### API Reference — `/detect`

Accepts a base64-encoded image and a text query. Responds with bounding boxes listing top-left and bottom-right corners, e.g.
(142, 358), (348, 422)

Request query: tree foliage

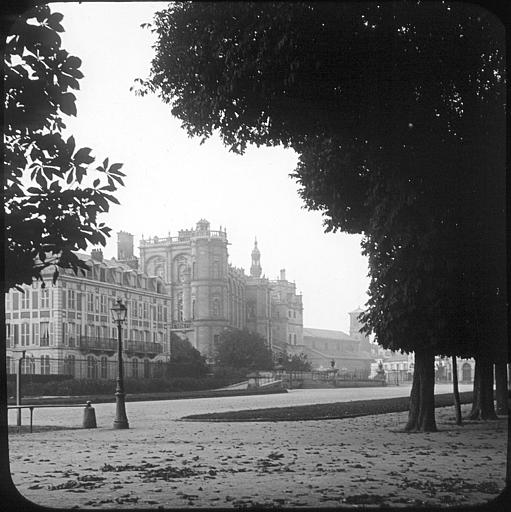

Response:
(170, 334), (207, 366)
(146, 0), (505, 358)
(3, 5), (125, 292)
(215, 328), (273, 370)
(279, 352), (312, 372)
(145, 2), (506, 429)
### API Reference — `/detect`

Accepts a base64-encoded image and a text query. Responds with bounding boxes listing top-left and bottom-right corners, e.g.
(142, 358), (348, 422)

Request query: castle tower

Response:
(349, 306), (367, 340)
(117, 231), (138, 269)
(250, 238), (262, 278)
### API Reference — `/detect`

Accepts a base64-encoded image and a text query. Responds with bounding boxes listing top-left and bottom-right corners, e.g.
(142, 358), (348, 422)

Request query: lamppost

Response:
(111, 298), (129, 429)
(15, 350), (26, 427)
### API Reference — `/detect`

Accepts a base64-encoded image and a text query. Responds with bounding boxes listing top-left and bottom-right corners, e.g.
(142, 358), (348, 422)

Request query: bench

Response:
(8, 402), (94, 433)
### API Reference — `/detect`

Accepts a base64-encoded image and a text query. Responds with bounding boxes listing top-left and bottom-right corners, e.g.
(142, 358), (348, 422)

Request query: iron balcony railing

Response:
(78, 336), (163, 354)
(170, 321), (192, 330)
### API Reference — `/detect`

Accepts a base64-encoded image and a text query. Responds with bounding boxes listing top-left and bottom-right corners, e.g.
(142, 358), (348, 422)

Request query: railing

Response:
(78, 336), (162, 354)
(6, 356), (166, 380)
(79, 336), (117, 352)
(170, 321), (193, 330)
(125, 340), (162, 354)
(140, 230), (227, 246)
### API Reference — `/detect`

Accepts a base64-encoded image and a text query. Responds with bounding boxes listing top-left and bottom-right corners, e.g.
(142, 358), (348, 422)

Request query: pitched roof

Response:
(303, 327), (353, 341)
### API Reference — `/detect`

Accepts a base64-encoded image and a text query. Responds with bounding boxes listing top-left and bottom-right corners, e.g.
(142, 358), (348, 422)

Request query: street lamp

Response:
(111, 298), (129, 429)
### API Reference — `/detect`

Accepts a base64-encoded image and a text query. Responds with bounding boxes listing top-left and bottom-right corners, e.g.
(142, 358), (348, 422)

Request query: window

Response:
(68, 323), (75, 347)
(39, 322), (49, 346)
(157, 304), (162, 322)
(87, 356), (98, 379)
(288, 333), (292, 344)
(27, 357), (35, 374)
(131, 358), (139, 378)
(12, 292), (19, 310)
(21, 323), (30, 346)
(212, 298), (220, 317)
(62, 290), (67, 309)
(40, 355), (50, 375)
(5, 324), (11, 348)
(65, 355), (75, 377)
(21, 290), (30, 309)
(87, 292), (94, 312)
(100, 356), (108, 379)
(213, 261), (220, 279)
(288, 310), (291, 318)
(163, 306), (168, 322)
(40, 288), (50, 308)
(192, 299), (196, 320)
(293, 334), (297, 344)
(143, 302), (148, 319)
(100, 295), (107, 314)
(95, 296), (99, 313)
(31, 290), (38, 310)
(138, 302), (143, 318)
(177, 294), (183, 322)
(6, 293), (12, 311)
(69, 289), (76, 310)
(32, 323), (39, 345)
(133, 301), (138, 318)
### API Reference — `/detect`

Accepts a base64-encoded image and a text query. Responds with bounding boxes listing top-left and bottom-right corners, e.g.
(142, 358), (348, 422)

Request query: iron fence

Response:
(6, 356), (166, 380)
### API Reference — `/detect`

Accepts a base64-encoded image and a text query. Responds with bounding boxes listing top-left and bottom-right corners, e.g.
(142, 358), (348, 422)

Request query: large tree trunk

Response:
(451, 356), (462, 426)
(405, 349), (437, 432)
(468, 357), (497, 420)
(495, 362), (508, 415)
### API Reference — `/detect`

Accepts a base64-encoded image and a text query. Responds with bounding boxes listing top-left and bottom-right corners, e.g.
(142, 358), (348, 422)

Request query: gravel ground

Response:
(7, 385), (507, 509)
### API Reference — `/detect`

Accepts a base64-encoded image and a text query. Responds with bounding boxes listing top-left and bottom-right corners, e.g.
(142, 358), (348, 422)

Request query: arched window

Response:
(100, 356), (108, 379)
(212, 298), (220, 317)
(65, 355), (75, 377)
(87, 356), (98, 379)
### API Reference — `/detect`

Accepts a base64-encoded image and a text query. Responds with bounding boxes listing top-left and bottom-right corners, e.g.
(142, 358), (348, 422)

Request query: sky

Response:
(54, 1), (370, 333)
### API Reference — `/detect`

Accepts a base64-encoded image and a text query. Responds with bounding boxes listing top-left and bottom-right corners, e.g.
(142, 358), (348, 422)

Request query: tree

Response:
(3, 4), (125, 292)
(279, 353), (312, 372)
(215, 328), (273, 371)
(168, 334), (208, 376)
(145, 2), (506, 431)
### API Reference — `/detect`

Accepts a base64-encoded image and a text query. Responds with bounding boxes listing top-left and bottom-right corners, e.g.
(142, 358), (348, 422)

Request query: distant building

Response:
(5, 251), (171, 379)
(284, 308), (376, 375)
(138, 220), (303, 361)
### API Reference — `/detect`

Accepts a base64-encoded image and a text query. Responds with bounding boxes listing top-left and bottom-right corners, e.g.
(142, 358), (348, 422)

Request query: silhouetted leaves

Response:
(4, 4), (124, 292)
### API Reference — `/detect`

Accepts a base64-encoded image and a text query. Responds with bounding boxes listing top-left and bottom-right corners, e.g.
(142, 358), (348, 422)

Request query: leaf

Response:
(74, 147), (94, 165)
(60, 93), (77, 116)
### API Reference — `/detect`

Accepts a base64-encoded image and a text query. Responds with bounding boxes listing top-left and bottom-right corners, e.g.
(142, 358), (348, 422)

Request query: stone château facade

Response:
(136, 219), (303, 360)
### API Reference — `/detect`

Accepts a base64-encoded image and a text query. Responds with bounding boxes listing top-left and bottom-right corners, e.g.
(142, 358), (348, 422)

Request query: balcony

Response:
(78, 336), (163, 355)
(170, 321), (193, 331)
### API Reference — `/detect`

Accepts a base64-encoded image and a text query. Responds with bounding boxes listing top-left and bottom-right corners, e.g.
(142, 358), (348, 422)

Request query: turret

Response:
(250, 238), (262, 278)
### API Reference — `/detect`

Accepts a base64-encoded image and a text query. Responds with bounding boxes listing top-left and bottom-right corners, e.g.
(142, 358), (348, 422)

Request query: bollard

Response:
(82, 401), (97, 429)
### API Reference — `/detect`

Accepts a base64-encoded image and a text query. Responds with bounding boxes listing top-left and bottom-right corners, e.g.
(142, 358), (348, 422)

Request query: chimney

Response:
(91, 249), (103, 262)
(280, 269), (286, 281)
(117, 231), (134, 261)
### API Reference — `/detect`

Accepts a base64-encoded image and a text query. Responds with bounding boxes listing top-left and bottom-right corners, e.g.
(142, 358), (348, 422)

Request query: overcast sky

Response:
(55, 1), (370, 333)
